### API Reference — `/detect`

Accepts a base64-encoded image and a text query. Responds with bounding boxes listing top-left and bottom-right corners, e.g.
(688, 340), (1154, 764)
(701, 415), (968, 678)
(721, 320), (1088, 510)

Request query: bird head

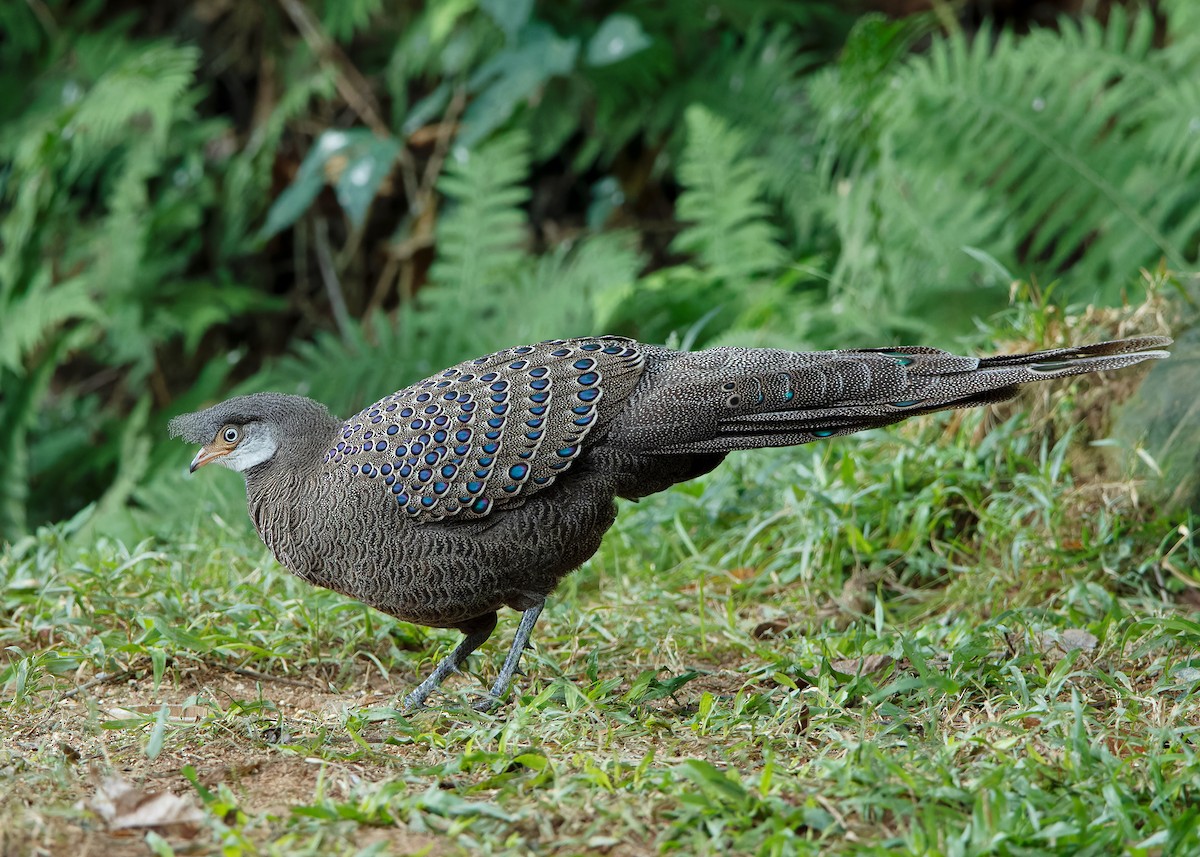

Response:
(169, 393), (337, 474)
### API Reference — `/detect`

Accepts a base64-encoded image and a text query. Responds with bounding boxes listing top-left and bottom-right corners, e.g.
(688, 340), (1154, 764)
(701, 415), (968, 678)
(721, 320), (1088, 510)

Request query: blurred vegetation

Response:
(1, 0), (1197, 540)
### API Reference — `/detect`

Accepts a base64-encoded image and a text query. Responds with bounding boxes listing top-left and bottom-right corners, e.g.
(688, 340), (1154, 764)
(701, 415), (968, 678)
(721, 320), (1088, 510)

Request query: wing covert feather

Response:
(324, 337), (644, 521)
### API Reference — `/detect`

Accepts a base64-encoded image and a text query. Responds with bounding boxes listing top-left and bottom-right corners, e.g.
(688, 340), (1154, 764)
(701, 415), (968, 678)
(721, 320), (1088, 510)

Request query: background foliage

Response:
(1, 0), (1197, 536)
(2, 2), (1198, 853)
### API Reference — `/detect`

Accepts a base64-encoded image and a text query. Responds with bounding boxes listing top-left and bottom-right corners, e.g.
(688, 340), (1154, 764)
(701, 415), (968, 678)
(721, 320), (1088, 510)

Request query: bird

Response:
(169, 334), (1169, 710)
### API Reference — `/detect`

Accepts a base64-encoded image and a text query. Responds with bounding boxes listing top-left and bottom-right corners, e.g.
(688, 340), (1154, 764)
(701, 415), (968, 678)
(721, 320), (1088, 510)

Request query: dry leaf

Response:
(106, 704), (205, 723)
(752, 617), (790, 639)
(829, 654), (893, 676)
(1173, 666), (1200, 683)
(1037, 628), (1098, 654)
(1059, 629), (1099, 651)
(91, 775), (203, 836)
(680, 567), (759, 594)
(794, 702), (811, 734)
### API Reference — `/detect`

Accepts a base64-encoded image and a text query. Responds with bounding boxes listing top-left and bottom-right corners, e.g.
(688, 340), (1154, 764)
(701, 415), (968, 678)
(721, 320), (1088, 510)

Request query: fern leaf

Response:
(0, 339), (65, 538)
(507, 230), (644, 342)
(69, 41), (200, 153)
(429, 132), (532, 295)
(322, 0), (384, 42)
(673, 105), (785, 284)
(817, 3), (1200, 313)
(880, 6), (1197, 294)
(0, 276), (99, 373)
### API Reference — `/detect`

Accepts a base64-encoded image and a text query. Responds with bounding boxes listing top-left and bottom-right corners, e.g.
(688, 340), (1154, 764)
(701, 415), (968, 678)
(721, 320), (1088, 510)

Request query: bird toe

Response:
(472, 692), (504, 713)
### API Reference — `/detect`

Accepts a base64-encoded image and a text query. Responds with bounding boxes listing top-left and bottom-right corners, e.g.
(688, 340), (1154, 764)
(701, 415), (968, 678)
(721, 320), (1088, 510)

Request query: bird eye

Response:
(222, 426), (240, 444)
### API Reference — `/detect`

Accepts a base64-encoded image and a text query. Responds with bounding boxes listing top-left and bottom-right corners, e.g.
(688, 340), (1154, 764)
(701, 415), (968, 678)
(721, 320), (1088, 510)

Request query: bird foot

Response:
(401, 689), (431, 713)
(402, 690), (505, 714)
(402, 669), (460, 712)
(472, 692), (504, 713)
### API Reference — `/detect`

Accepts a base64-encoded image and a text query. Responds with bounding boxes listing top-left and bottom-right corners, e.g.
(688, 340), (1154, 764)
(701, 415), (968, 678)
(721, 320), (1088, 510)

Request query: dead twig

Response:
(59, 669), (136, 701)
(228, 666), (321, 689)
(369, 87), (468, 313)
(275, 0), (389, 137)
(314, 217), (354, 342)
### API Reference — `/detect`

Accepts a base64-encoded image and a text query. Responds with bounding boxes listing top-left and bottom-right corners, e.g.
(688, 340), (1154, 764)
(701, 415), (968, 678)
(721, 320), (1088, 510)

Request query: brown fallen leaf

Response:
(1060, 628), (1099, 651)
(105, 703), (205, 723)
(1036, 628), (1099, 654)
(794, 701), (811, 734)
(752, 617), (791, 639)
(681, 566), (760, 594)
(829, 654), (894, 676)
(91, 775), (203, 836)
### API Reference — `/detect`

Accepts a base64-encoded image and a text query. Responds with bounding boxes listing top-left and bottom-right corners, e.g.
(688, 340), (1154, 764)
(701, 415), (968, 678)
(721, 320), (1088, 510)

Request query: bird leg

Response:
(403, 612), (497, 711)
(474, 601), (545, 712)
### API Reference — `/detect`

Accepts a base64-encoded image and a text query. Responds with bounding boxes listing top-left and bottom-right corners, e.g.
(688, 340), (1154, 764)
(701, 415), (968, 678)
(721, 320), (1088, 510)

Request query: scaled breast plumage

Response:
(325, 337), (645, 521)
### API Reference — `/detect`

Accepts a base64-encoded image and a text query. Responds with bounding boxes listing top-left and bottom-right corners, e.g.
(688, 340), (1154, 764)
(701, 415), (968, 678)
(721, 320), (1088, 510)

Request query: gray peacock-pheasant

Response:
(170, 334), (1169, 710)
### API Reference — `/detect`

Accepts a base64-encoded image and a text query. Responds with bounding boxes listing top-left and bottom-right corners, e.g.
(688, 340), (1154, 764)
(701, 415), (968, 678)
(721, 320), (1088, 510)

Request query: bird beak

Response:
(189, 445), (227, 473)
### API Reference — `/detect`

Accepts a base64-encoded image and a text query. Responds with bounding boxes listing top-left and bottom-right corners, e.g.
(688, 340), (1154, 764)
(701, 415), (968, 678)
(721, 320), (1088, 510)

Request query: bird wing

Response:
(324, 337), (645, 521)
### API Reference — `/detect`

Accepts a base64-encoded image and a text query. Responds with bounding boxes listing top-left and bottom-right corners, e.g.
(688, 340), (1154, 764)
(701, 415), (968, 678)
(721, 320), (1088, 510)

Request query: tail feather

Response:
(976, 335), (1171, 368)
(635, 336), (1170, 454)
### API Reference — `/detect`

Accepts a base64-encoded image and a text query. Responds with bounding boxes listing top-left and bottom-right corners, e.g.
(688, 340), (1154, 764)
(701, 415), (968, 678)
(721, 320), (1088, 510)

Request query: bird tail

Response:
(634, 335), (1170, 454)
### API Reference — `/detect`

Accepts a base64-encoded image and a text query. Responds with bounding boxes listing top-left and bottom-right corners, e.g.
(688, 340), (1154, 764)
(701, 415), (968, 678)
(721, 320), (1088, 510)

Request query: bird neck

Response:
(242, 409), (340, 497)
(242, 421), (341, 589)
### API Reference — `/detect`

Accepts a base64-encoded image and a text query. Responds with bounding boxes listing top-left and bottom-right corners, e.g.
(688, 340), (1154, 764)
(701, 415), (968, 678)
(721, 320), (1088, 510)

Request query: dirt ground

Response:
(0, 661), (454, 856)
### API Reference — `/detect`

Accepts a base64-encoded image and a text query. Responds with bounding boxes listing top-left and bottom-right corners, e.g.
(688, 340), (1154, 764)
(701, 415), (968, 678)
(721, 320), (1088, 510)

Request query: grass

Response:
(2, 309), (1199, 856)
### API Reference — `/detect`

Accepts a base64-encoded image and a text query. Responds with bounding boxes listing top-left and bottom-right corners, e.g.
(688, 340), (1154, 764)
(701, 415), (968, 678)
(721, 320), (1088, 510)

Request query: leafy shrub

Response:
(1, 0), (1195, 538)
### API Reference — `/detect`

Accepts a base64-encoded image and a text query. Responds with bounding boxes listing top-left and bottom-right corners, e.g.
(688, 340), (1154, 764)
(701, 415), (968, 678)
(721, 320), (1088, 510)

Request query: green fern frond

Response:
(1129, 3), (1200, 219)
(683, 26), (824, 246)
(827, 156), (1016, 339)
(1137, 78), (1200, 175)
(0, 338), (67, 539)
(69, 40), (200, 154)
(879, 5), (1199, 295)
(807, 14), (929, 166)
(0, 275), (100, 373)
(673, 105), (785, 285)
(429, 131), (532, 295)
(507, 230), (644, 342)
(686, 26), (816, 147)
(321, 0), (384, 42)
(813, 3), (1200, 320)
